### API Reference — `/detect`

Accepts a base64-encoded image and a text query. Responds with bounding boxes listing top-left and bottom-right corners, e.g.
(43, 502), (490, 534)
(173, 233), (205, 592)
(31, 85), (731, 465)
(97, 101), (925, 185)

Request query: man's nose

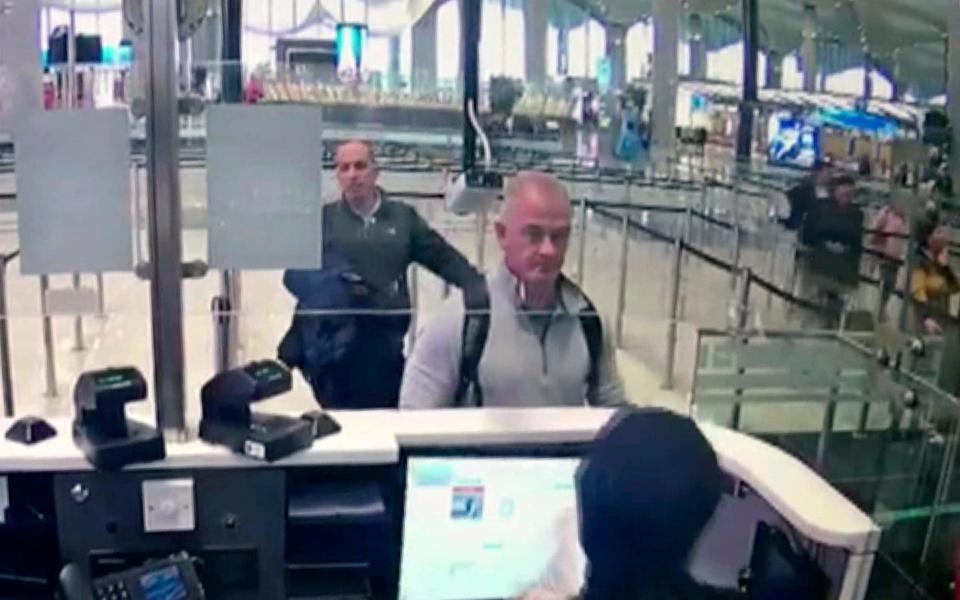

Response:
(538, 237), (557, 257)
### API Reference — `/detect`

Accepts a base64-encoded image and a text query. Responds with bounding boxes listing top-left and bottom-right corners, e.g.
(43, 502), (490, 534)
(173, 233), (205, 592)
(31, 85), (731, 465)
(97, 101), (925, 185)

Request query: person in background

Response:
(867, 202), (907, 320)
(399, 171), (625, 409)
(279, 140), (483, 409)
(911, 228), (959, 335)
(779, 159), (833, 231)
(795, 173), (864, 328)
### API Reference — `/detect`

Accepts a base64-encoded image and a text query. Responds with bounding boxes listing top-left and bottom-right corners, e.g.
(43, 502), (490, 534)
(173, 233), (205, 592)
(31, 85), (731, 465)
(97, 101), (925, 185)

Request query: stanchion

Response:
(39, 275), (57, 397)
(475, 211), (487, 270)
(575, 197), (588, 285)
(663, 213), (685, 389)
(816, 392), (838, 470)
(408, 266), (420, 351)
(0, 258), (14, 417)
(96, 272), (105, 317)
(614, 213), (630, 347)
(72, 273), (84, 351)
(213, 271), (240, 373)
(727, 268), (753, 428)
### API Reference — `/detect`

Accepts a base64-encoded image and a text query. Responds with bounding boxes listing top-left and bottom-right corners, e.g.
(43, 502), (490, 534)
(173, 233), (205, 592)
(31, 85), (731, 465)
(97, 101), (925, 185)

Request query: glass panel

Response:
(0, 0), (154, 422)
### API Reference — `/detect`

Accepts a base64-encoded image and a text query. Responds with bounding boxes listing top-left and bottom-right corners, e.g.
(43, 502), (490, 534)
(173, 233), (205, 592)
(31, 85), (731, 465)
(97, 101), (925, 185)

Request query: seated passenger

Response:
(399, 171), (625, 408)
(278, 140), (483, 409)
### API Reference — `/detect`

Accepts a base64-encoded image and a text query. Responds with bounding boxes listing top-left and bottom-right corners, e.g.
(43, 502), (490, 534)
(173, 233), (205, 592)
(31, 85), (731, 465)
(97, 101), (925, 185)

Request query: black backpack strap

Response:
(559, 275), (603, 397)
(454, 280), (491, 407)
(579, 296), (603, 393)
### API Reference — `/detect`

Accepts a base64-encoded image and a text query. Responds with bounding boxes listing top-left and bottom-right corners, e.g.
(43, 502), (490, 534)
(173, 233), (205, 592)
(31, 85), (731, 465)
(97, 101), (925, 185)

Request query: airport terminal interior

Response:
(1, 0), (960, 598)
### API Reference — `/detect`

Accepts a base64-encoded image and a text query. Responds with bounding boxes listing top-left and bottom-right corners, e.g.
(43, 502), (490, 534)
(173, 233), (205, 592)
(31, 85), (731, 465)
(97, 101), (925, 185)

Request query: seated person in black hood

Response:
(521, 409), (739, 600)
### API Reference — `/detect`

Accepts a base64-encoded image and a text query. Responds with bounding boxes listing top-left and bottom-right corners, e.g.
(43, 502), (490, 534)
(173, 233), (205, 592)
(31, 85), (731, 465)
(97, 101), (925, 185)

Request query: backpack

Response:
(453, 276), (604, 407)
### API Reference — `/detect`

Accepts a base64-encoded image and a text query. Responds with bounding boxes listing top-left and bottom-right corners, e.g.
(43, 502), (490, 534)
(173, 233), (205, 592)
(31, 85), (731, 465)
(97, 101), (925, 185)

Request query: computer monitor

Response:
(399, 456), (581, 600)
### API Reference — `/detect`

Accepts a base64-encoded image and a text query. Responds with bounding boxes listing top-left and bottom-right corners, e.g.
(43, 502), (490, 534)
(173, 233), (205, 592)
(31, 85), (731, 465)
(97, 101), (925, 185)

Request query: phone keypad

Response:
(94, 580), (131, 600)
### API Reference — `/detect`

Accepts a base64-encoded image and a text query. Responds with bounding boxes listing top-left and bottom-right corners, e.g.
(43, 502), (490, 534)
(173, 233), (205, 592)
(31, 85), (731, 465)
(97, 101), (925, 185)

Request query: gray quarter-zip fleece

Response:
(399, 262), (627, 408)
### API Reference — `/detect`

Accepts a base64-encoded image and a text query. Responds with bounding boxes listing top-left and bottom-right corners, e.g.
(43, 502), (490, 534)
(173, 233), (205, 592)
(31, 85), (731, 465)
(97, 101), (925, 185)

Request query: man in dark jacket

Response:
(280, 140), (483, 409)
(780, 160), (832, 231)
(796, 173), (864, 328)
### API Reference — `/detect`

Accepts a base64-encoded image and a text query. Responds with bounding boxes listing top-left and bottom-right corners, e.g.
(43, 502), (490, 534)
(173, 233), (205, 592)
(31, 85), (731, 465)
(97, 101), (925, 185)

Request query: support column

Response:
(605, 23), (627, 91)
(863, 52), (873, 100)
(765, 49), (782, 88)
(689, 13), (707, 81)
(145, 0), (186, 434)
(557, 22), (569, 76)
(221, 0), (242, 102)
(801, 3), (818, 92)
(736, 0), (758, 162)
(388, 35), (401, 89)
(461, 0), (481, 171)
(949, 0), (960, 194)
(651, 0), (679, 165)
(891, 48), (904, 101)
(524, 0), (548, 88)
(411, 2), (438, 92)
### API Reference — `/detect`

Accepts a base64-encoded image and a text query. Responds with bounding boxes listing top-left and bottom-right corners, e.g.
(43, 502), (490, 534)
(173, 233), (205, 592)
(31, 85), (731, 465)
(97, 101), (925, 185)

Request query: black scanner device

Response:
(73, 367), (165, 470)
(199, 360), (314, 461)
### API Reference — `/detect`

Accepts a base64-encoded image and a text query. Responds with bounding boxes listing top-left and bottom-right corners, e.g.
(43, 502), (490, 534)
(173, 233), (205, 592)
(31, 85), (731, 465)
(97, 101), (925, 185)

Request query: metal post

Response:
(0, 260), (14, 417)
(816, 393), (838, 470)
(72, 273), (84, 351)
(39, 275), (57, 397)
(732, 267), (752, 331)
(475, 211), (487, 270)
(145, 0), (186, 435)
(899, 217), (917, 331)
(408, 266), (420, 351)
(736, 0), (758, 162)
(133, 163), (143, 263)
(221, 0), (242, 103)
(214, 271), (239, 372)
(922, 418), (960, 563)
(663, 209), (686, 389)
(730, 224), (742, 289)
(461, 0), (482, 172)
(614, 213), (631, 347)
(575, 197), (588, 285)
(96, 272), (105, 316)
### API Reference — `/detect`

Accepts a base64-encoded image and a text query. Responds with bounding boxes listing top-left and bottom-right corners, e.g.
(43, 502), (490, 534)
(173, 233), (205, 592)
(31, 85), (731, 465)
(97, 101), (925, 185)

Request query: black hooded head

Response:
(577, 409), (724, 600)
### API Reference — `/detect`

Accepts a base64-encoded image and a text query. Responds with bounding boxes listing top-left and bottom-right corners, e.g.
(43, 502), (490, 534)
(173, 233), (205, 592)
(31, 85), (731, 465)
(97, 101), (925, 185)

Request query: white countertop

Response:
(0, 408), (879, 554)
(0, 415), (399, 472)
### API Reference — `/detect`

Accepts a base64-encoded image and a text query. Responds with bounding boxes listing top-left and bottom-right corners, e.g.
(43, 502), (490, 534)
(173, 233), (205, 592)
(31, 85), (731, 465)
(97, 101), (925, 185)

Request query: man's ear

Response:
(494, 220), (507, 242)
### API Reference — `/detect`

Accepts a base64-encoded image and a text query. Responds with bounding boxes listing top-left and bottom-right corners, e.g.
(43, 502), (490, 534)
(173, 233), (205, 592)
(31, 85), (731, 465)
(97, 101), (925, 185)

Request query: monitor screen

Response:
(766, 112), (821, 169)
(399, 457), (582, 600)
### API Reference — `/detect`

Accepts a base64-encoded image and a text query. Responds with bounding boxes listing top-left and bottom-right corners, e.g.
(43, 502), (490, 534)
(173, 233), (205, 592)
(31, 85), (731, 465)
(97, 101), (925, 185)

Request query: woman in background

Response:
(911, 228), (959, 335)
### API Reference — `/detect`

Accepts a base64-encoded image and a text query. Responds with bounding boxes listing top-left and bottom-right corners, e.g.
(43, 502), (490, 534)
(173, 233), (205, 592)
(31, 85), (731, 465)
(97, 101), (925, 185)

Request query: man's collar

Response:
(494, 262), (572, 316)
(343, 189), (383, 221)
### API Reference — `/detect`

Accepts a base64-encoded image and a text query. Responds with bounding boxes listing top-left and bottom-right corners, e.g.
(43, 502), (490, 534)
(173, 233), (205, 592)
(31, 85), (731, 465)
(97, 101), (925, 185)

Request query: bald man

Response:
(399, 172), (625, 409)
(281, 141), (482, 409)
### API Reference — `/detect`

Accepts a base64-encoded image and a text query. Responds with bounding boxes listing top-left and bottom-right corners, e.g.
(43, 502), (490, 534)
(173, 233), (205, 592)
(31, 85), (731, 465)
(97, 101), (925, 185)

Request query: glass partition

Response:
(691, 328), (960, 598)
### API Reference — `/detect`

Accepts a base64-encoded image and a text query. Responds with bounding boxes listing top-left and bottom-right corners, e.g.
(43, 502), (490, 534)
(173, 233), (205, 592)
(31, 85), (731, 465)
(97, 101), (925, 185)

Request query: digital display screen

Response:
(767, 112), (821, 169)
(399, 457), (583, 600)
(139, 565), (188, 600)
